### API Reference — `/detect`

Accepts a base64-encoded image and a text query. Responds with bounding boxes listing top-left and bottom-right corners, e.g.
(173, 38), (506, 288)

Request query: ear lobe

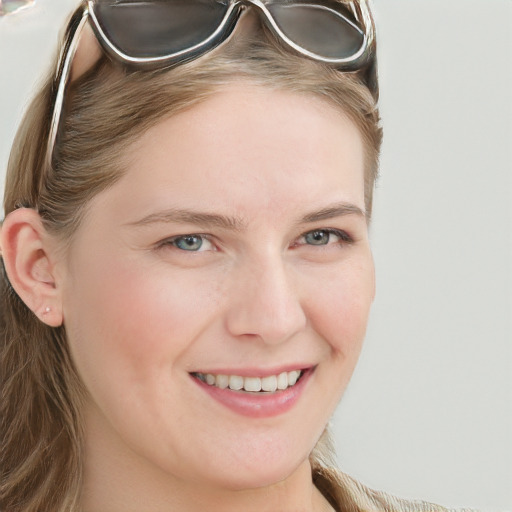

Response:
(0, 209), (63, 327)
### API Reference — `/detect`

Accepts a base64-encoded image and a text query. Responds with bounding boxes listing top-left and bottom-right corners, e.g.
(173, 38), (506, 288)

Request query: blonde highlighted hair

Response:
(1, 4), (382, 510)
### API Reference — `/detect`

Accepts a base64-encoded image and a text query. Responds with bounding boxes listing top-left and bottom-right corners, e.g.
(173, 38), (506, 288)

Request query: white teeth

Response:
(196, 370), (303, 392)
(243, 377), (261, 392)
(216, 374), (229, 389)
(261, 375), (278, 392)
(277, 372), (288, 390)
(288, 370), (300, 386)
(228, 375), (244, 391)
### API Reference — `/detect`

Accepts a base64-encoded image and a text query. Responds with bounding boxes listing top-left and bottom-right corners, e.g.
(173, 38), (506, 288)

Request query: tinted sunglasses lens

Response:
(266, 3), (365, 60)
(94, 0), (230, 59)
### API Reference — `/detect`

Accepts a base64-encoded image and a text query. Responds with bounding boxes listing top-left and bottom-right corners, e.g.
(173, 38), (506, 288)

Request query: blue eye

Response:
(173, 235), (205, 251)
(300, 229), (352, 247)
(304, 230), (330, 245)
(157, 233), (216, 256)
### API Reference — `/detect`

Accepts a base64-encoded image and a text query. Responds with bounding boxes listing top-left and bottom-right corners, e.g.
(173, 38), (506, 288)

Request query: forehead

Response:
(101, 82), (366, 223)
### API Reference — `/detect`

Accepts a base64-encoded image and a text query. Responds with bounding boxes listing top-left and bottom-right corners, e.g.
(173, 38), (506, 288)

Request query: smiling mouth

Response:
(191, 370), (303, 393)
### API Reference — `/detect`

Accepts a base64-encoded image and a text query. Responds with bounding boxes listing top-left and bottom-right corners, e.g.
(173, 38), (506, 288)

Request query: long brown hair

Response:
(1, 4), (382, 510)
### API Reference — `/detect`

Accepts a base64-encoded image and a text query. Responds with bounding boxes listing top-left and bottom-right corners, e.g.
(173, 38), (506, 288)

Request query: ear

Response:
(0, 209), (63, 327)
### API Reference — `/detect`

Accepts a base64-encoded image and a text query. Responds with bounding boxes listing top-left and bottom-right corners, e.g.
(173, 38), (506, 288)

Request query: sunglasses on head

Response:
(48, 0), (377, 169)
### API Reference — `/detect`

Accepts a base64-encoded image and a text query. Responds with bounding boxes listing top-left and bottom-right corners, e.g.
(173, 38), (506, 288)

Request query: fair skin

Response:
(1, 83), (374, 511)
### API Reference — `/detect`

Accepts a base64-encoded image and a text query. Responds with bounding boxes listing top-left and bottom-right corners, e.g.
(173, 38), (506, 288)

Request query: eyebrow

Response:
(127, 202), (365, 230)
(299, 202), (366, 223)
(126, 209), (246, 231)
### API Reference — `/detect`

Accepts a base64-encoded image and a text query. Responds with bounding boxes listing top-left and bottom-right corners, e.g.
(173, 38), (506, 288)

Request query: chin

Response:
(212, 461), (303, 492)
(191, 435), (313, 492)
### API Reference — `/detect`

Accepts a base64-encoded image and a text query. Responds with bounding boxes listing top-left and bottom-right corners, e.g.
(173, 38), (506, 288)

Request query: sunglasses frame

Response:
(47, 0), (376, 170)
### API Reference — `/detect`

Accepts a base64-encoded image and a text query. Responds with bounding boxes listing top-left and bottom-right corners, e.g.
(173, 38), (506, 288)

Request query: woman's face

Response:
(59, 83), (375, 490)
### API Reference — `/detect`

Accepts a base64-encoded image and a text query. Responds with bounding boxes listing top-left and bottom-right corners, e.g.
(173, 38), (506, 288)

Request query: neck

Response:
(80, 407), (333, 512)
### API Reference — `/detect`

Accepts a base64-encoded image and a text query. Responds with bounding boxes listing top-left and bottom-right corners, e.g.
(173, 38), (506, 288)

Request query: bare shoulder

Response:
(313, 466), (480, 512)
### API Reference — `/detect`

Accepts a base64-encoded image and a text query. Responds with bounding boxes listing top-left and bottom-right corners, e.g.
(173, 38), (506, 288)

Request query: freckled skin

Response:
(59, 83), (375, 511)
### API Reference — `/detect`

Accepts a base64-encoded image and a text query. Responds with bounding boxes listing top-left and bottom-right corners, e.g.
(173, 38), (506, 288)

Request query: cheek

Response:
(291, 256), (375, 439)
(63, 251), (219, 398)
(306, 255), (375, 358)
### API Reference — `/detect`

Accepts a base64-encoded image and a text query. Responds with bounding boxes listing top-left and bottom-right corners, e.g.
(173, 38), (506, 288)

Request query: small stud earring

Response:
(43, 306), (51, 315)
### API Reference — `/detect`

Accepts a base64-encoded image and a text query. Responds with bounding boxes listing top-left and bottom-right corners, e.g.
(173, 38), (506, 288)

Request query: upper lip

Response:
(190, 365), (314, 378)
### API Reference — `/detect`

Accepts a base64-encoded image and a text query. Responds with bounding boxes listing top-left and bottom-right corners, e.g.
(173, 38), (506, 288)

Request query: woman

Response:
(0, 1), (484, 511)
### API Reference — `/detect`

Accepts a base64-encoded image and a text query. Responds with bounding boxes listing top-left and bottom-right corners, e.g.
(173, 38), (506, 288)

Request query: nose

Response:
(224, 255), (307, 345)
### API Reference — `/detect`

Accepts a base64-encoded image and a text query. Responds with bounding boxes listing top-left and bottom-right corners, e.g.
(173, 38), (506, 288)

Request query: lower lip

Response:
(191, 368), (314, 418)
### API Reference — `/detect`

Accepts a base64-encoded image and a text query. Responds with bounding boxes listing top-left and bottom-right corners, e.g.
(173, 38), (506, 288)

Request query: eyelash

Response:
(159, 234), (215, 252)
(159, 228), (353, 253)
(294, 228), (354, 248)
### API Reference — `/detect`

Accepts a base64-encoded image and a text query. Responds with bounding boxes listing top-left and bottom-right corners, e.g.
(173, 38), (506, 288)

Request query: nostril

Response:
(225, 295), (307, 345)
(224, 259), (307, 344)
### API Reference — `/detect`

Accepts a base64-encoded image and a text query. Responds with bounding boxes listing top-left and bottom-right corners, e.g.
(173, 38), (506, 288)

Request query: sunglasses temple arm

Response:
(46, 6), (90, 172)
(350, 0), (378, 100)
(352, 0), (375, 49)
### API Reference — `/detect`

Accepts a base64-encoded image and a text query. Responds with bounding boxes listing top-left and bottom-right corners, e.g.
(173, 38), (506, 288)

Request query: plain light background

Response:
(1, 1), (511, 510)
